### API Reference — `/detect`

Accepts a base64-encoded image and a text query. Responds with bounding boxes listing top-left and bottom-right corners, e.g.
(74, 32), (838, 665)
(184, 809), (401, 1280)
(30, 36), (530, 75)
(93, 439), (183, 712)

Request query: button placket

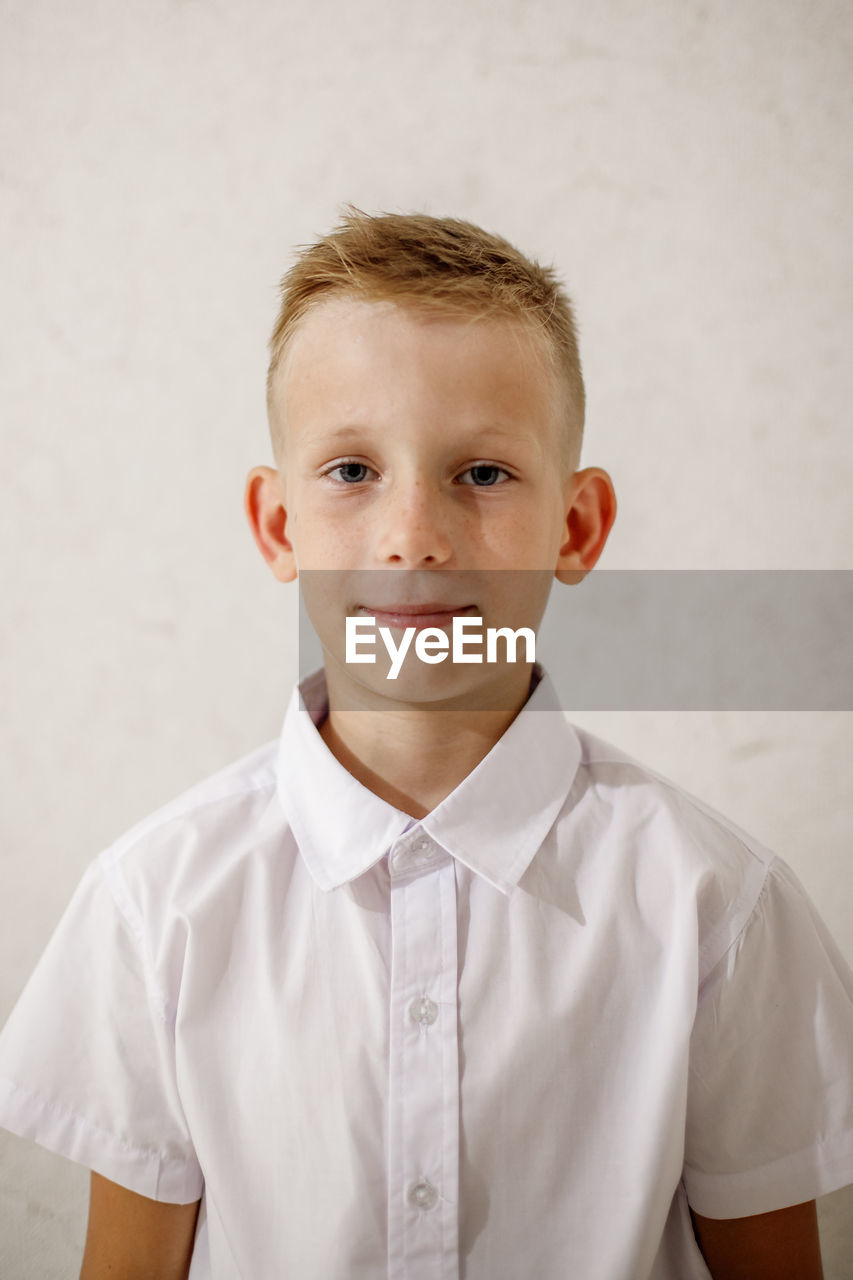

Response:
(387, 840), (459, 1279)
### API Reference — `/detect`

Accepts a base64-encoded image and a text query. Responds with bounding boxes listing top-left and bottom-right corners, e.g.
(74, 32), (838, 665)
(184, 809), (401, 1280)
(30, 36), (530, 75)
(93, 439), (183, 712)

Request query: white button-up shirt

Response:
(2, 665), (853, 1279)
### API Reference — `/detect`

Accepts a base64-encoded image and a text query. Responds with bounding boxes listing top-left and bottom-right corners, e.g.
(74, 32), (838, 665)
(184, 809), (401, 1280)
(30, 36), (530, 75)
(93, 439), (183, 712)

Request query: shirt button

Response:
(408, 1179), (438, 1211)
(409, 996), (438, 1026)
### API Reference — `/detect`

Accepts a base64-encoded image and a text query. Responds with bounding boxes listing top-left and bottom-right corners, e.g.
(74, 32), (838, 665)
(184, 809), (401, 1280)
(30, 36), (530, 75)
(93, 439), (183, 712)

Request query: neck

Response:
(318, 665), (535, 818)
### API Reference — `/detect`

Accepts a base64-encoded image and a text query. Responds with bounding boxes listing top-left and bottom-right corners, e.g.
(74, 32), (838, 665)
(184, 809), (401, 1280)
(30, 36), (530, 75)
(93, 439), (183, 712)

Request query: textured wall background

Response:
(1, 0), (852, 1273)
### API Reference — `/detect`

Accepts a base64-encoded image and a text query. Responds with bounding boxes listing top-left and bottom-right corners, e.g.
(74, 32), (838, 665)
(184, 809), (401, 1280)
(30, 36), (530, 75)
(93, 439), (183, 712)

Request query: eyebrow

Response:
(312, 423), (527, 443)
(312, 425), (372, 443)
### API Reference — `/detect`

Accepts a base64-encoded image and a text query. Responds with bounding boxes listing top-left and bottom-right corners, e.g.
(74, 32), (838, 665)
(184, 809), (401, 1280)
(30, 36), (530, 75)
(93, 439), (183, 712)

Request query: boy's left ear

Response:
(244, 466), (297, 583)
(554, 467), (617, 585)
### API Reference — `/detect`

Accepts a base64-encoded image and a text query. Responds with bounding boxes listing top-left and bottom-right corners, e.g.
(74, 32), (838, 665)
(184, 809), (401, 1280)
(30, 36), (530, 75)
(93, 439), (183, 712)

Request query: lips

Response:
(357, 603), (476, 631)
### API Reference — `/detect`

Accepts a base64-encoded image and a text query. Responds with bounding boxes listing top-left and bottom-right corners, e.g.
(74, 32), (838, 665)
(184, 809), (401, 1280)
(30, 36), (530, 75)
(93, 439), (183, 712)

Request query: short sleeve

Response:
(684, 855), (853, 1218)
(0, 858), (203, 1203)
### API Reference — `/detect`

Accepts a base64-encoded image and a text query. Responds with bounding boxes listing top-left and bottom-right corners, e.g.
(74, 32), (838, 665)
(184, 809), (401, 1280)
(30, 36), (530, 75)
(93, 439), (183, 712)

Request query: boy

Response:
(1, 209), (852, 1279)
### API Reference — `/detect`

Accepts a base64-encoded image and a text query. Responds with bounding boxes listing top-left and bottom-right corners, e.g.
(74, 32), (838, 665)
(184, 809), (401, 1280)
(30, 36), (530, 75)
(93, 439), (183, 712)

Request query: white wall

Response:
(2, 0), (852, 1273)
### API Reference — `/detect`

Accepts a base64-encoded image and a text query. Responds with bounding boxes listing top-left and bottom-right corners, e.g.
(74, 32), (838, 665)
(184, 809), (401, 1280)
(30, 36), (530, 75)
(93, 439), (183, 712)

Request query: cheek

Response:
(293, 512), (364, 568)
(481, 502), (565, 562)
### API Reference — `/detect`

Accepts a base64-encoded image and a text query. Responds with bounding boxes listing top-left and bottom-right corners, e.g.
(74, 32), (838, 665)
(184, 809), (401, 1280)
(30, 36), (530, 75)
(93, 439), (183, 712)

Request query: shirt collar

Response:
(276, 663), (581, 895)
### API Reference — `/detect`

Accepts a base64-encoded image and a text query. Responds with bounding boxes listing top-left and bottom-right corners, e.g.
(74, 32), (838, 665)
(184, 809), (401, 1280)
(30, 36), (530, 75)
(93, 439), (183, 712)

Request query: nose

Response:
(373, 477), (453, 567)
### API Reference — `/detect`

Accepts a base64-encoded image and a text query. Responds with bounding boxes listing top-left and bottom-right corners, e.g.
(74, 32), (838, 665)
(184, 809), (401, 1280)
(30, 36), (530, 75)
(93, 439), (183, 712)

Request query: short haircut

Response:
(266, 207), (585, 470)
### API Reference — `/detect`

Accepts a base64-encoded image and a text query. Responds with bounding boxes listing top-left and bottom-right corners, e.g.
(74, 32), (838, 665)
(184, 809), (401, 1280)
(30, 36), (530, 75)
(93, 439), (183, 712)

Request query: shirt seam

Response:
(93, 856), (175, 1026)
(0, 1075), (200, 1173)
(96, 779), (277, 1025)
(696, 858), (776, 1003)
(576, 753), (775, 993)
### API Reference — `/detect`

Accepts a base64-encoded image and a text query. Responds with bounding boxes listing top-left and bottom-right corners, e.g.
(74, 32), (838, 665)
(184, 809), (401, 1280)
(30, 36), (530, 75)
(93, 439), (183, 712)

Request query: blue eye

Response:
(327, 462), (373, 483)
(460, 464), (509, 487)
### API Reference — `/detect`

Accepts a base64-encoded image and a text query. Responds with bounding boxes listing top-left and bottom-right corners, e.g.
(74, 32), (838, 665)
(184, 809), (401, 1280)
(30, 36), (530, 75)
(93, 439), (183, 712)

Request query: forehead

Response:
(272, 296), (561, 427)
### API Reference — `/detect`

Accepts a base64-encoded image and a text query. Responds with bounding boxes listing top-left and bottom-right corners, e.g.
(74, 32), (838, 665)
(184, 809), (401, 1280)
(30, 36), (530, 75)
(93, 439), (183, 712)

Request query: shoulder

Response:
(107, 738), (279, 843)
(568, 723), (773, 870)
(563, 724), (776, 981)
(95, 739), (284, 935)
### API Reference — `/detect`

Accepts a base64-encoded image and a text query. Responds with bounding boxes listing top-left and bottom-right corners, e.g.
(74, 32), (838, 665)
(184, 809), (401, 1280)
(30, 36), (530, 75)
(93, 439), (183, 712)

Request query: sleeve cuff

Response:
(684, 1124), (853, 1219)
(0, 1076), (204, 1205)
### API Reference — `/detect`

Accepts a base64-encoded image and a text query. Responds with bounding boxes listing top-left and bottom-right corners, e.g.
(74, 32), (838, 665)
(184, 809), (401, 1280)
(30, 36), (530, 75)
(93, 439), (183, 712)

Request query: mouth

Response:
(356, 603), (477, 631)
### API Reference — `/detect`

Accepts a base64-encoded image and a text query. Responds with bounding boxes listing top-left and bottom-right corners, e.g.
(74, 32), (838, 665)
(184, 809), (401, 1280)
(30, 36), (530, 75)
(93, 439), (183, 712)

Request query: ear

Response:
(244, 466), (298, 583)
(554, 467), (617, 585)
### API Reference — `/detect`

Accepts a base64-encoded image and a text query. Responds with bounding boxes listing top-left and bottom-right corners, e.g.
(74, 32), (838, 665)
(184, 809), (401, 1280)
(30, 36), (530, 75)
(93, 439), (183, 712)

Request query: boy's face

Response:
(249, 297), (615, 708)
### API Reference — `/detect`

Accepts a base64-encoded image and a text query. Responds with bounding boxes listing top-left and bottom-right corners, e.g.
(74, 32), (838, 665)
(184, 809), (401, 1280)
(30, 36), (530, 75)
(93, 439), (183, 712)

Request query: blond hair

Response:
(266, 207), (585, 469)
